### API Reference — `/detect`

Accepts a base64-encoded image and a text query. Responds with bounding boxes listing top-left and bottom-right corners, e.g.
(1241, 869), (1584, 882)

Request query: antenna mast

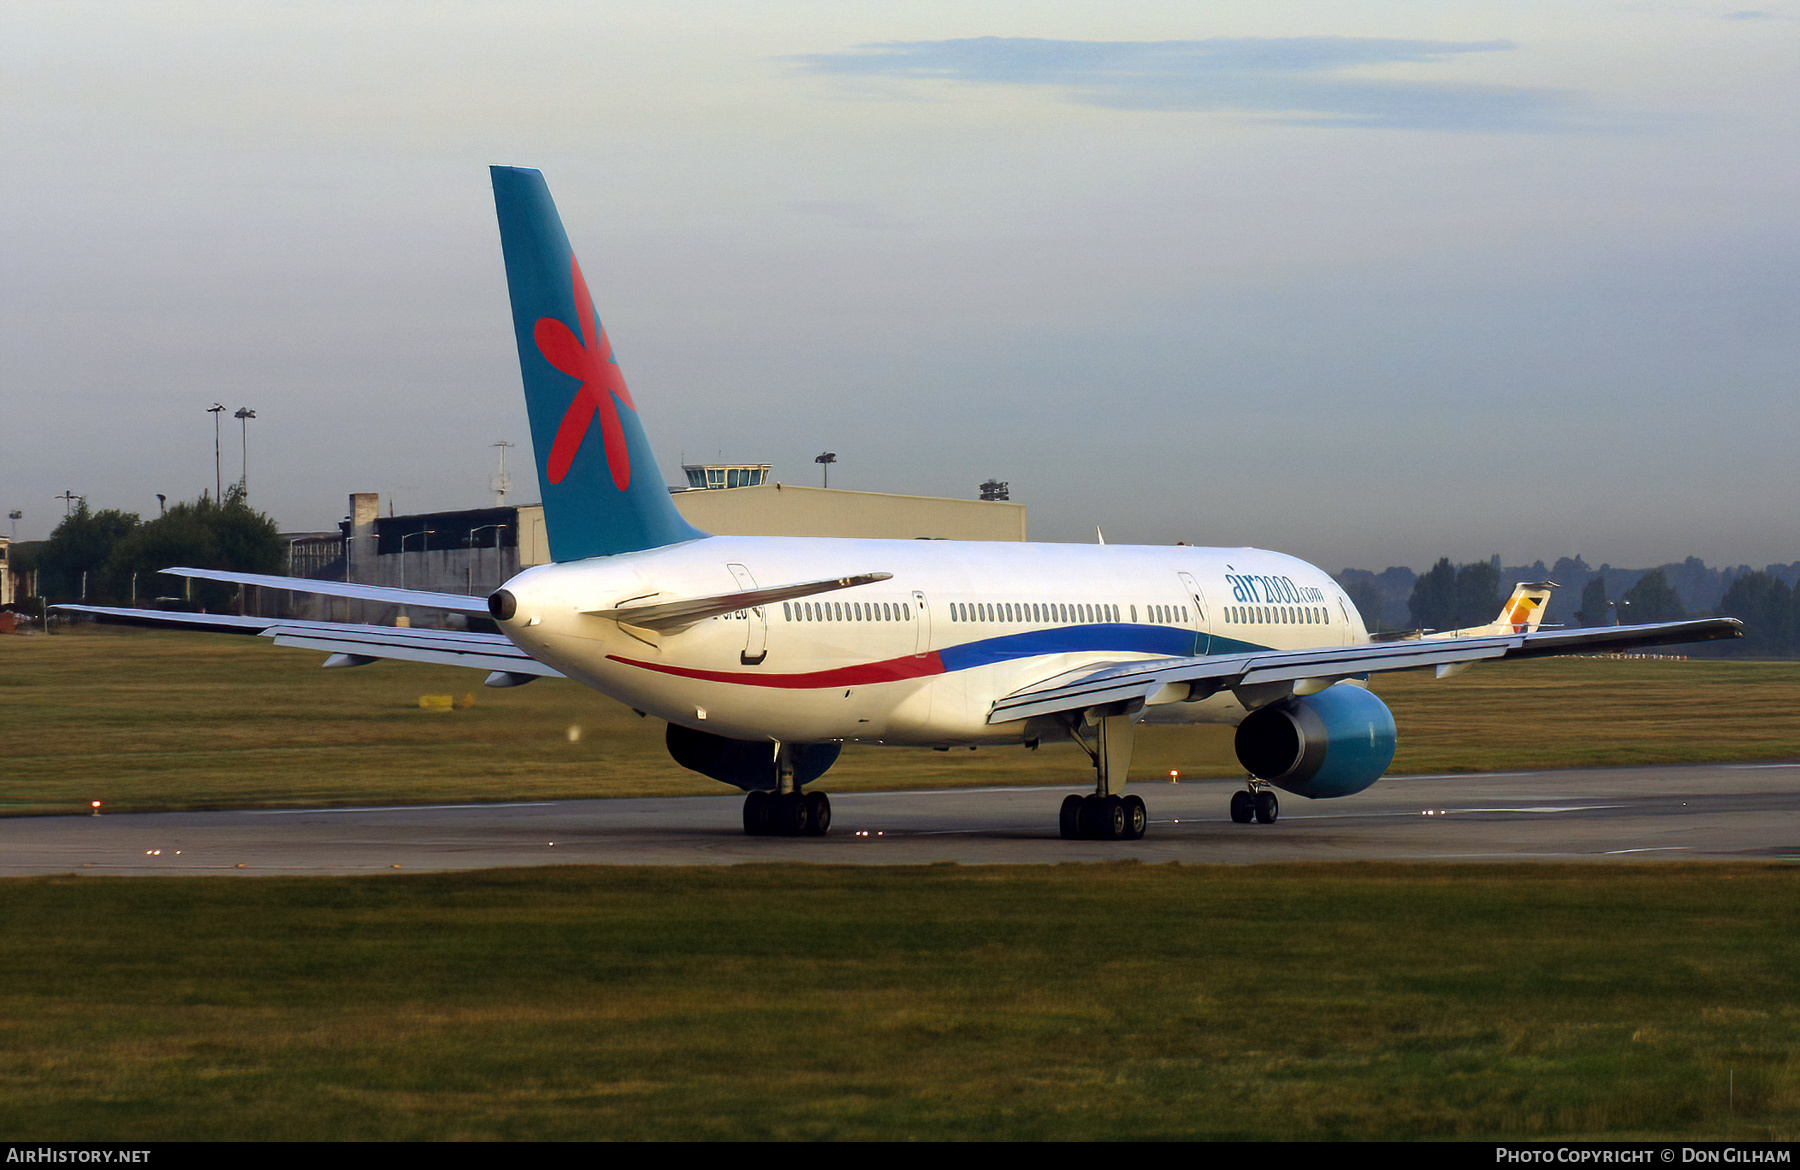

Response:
(491, 441), (515, 506)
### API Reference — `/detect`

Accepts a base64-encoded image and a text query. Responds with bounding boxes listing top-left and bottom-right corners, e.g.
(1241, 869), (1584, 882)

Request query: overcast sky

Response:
(4, 1), (1796, 573)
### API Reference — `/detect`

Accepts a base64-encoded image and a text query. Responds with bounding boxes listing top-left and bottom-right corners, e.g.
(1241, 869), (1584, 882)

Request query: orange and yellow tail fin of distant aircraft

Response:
(1484, 581), (1555, 636)
(1425, 581), (1557, 677)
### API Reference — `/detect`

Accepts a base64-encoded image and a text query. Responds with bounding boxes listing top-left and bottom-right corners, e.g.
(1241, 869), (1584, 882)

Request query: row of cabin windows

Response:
(949, 602), (1201, 626)
(782, 600), (911, 623)
(951, 601), (1188, 625)
(776, 599), (1334, 629)
(773, 598), (1334, 630)
(1227, 605), (1328, 626)
(778, 599), (1332, 629)
(953, 601), (1116, 625)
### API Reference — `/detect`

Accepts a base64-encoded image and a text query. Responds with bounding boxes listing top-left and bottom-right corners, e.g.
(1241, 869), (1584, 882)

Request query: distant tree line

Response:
(1335, 557), (1800, 657)
(1711, 570), (1800, 657)
(1406, 557), (1501, 632)
(23, 488), (281, 611)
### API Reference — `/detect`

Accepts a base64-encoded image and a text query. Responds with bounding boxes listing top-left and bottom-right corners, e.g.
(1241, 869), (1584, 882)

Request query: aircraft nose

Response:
(487, 589), (517, 621)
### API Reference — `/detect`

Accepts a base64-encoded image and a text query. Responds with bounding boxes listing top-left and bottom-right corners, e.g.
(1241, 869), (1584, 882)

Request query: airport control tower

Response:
(679, 462), (772, 491)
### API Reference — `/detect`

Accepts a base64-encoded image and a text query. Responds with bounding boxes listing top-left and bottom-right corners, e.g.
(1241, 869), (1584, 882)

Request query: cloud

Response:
(787, 37), (1581, 132)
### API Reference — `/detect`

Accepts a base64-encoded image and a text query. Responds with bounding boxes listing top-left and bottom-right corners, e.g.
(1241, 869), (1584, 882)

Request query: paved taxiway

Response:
(2, 762), (1795, 875)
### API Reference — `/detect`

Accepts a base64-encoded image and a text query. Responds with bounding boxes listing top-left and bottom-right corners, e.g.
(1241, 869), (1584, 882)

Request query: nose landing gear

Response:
(1229, 783), (1279, 825)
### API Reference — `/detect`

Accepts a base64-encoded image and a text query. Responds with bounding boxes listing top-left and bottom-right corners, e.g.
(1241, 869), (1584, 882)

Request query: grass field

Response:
(6, 625), (1800, 814)
(0, 863), (1794, 1141)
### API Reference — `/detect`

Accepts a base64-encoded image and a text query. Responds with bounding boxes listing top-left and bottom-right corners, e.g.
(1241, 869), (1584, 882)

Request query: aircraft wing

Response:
(160, 567), (493, 615)
(54, 605), (563, 680)
(988, 617), (1742, 724)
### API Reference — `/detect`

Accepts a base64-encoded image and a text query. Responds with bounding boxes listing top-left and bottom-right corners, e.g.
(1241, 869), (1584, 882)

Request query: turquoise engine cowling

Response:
(1232, 684), (1398, 799)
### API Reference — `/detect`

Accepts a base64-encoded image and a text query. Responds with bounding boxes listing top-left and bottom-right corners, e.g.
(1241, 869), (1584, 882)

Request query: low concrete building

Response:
(670, 482), (1026, 542)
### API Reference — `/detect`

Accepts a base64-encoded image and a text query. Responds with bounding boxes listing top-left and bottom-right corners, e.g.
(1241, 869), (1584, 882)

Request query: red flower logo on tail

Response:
(533, 257), (636, 490)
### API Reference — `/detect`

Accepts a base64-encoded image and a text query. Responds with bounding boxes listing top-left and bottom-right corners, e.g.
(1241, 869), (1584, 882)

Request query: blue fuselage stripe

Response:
(937, 623), (1202, 672)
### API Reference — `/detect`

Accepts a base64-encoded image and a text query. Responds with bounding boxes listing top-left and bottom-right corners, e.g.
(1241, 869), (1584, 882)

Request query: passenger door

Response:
(1177, 572), (1212, 656)
(727, 563), (767, 665)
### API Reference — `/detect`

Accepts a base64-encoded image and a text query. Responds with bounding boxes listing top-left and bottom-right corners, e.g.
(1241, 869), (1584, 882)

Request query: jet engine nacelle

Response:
(1233, 684), (1397, 799)
(665, 723), (841, 792)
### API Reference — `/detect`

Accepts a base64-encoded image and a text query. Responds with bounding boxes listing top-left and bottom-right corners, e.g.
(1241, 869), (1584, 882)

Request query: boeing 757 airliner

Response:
(62, 167), (1742, 840)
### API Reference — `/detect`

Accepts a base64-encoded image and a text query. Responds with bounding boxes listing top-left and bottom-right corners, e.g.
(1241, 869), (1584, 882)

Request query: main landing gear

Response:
(1057, 710), (1149, 841)
(743, 789), (832, 837)
(1059, 792), (1147, 840)
(1229, 783), (1280, 825)
(741, 742), (833, 837)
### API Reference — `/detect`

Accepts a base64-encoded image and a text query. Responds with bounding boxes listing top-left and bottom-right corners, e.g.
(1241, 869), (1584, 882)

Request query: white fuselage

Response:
(495, 536), (1369, 745)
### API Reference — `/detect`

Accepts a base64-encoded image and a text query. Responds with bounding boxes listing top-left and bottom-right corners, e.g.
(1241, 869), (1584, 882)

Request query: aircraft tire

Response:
(1059, 794), (1083, 840)
(1124, 794), (1147, 840)
(1077, 794), (1103, 838)
(1103, 795), (1128, 840)
(777, 792), (811, 836)
(804, 791), (832, 837)
(743, 790), (772, 835)
(1230, 791), (1255, 824)
(1254, 790), (1280, 825)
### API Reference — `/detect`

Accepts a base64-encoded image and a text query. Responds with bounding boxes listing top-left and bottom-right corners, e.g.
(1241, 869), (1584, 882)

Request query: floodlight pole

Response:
(234, 407), (256, 499)
(208, 404), (226, 501)
(401, 528), (433, 590)
(469, 524), (509, 593)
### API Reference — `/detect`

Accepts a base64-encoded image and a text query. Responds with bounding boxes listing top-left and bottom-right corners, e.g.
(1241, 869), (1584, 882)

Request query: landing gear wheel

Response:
(777, 792), (811, 836)
(804, 791), (832, 837)
(1078, 794), (1103, 838)
(1254, 790), (1280, 825)
(743, 790), (773, 836)
(1102, 795), (1129, 840)
(1059, 794), (1083, 840)
(1123, 794), (1147, 840)
(1063, 793), (1149, 840)
(1230, 790), (1255, 824)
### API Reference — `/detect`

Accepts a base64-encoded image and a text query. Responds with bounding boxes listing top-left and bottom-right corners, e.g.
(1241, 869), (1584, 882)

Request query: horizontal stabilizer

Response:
(988, 616), (1742, 724)
(159, 568), (493, 614)
(586, 572), (893, 632)
(55, 605), (563, 678)
(53, 606), (278, 635)
(264, 623), (563, 677)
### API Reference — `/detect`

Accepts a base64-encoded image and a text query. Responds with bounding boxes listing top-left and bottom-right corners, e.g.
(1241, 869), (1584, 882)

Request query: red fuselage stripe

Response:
(607, 651), (945, 689)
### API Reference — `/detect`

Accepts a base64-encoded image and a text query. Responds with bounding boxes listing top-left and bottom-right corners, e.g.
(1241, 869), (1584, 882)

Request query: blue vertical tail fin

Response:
(491, 166), (706, 561)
